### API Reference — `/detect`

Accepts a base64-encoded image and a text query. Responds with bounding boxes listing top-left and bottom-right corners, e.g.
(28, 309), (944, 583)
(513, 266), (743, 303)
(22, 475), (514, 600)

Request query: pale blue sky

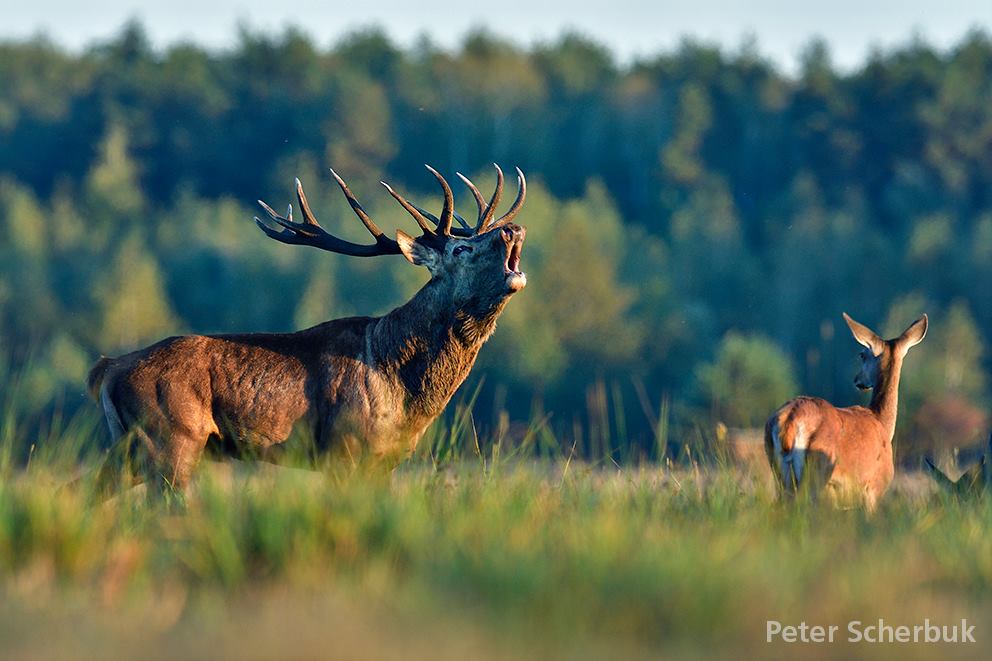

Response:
(4, 1), (990, 71)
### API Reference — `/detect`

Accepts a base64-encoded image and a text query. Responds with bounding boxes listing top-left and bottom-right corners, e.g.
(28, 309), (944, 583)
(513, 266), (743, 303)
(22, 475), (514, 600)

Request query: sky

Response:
(4, 1), (991, 72)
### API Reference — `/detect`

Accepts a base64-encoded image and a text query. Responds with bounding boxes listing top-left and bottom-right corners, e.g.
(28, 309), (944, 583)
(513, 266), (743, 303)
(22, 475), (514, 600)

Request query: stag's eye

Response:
(452, 245), (473, 257)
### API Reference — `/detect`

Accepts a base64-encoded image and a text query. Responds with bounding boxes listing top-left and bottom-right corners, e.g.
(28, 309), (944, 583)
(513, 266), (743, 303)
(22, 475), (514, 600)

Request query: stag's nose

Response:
(500, 224), (525, 243)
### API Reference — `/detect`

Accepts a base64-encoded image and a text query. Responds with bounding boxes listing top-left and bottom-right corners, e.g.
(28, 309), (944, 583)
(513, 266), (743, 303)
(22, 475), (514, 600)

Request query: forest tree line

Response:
(1, 22), (991, 462)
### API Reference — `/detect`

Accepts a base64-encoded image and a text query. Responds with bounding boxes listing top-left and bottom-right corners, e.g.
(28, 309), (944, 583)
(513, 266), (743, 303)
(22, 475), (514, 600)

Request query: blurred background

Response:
(1, 2), (991, 465)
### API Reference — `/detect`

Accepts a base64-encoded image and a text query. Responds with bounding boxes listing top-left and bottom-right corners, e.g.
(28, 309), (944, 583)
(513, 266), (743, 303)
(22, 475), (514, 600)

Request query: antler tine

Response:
(294, 178), (322, 228)
(409, 202), (475, 237)
(328, 168), (386, 240)
(254, 174), (401, 257)
(481, 164), (504, 232)
(424, 164), (454, 236)
(455, 171), (487, 228)
(457, 164), (505, 234)
(491, 166), (525, 227)
(380, 181), (435, 235)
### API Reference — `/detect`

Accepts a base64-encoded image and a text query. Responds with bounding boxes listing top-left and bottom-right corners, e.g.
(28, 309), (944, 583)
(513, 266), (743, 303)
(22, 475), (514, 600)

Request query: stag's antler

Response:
(384, 164), (526, 238)
(255, 164), (526, 254)
(454, 165), (527, 234)
(255, 171), (403, 256)
(492, 167), (526, 227)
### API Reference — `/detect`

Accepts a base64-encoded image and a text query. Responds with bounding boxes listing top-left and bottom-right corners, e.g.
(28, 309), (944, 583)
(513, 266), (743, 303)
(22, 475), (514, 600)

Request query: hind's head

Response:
(843, 313), (928, 391)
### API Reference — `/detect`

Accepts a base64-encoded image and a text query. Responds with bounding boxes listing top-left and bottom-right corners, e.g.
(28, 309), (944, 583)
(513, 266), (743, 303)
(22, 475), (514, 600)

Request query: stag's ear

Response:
(843, 313), (885, 355)
(897, 314), (928, 351)
(396, 230), (440, 270)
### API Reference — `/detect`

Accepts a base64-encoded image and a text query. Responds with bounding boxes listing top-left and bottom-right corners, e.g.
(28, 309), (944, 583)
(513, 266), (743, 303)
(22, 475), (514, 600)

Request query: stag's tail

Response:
(87, 356), (126, 441)
(87, 356), (113, 399)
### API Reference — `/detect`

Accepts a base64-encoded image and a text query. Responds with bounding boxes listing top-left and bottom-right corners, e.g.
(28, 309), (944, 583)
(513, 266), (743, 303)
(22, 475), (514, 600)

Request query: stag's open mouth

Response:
(504, 239), (526, 291)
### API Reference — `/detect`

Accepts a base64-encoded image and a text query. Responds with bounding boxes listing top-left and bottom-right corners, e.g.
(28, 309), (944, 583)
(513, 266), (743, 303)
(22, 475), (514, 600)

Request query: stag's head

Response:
(390, 165), (527, 307)
(843, 312), (928, 391)
(254, 164), (527, 311)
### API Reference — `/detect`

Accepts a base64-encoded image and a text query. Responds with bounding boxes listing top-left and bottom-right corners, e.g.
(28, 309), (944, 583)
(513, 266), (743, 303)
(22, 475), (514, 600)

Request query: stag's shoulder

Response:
(296, 316), (377, 355)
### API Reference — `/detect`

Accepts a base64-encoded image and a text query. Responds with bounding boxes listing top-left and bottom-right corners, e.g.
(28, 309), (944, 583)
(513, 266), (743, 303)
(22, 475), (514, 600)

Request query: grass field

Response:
(0, 406), (990, 660)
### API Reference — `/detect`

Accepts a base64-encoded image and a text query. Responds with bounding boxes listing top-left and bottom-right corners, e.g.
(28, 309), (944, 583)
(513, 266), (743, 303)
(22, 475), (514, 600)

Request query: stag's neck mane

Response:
(371, 278), (507, 416)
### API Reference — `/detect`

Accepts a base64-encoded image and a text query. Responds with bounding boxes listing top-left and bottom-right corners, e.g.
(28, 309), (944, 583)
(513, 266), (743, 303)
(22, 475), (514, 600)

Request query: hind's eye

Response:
(452, 245), (473, 257)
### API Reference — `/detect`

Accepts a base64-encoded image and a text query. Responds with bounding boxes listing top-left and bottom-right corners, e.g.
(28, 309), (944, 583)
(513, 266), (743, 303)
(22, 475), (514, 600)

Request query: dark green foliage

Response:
(1, 25), (991, 457)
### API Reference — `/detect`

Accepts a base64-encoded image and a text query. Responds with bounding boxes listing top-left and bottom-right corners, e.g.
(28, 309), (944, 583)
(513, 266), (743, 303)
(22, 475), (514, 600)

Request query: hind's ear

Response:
(843, 313), (885, 355)
(898, 314), (928, 351)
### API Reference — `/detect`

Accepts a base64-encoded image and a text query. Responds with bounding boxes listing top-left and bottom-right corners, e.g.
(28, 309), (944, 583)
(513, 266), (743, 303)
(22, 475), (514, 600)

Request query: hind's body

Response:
(765, 397), (894, 509)
(763, 313), (927, 512)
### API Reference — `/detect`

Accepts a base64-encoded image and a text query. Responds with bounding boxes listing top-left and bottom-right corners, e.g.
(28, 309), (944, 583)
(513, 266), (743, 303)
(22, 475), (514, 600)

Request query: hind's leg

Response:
(763, 422), (789, 502)
(797, 450), (834, 505)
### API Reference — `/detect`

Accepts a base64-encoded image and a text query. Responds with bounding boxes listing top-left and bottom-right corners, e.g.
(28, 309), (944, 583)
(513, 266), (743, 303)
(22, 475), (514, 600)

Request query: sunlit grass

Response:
(0, 382), (989, 658)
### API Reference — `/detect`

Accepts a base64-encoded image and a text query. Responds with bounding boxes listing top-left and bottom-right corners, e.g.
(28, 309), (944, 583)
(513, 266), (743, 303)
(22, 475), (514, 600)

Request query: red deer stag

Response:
(87, 165), (527, 491)
(764, 313), (928, 511)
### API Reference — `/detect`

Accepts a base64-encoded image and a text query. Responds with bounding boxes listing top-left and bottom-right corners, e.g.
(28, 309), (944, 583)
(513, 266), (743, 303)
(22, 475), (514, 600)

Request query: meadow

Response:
(2, 23), (991, 660)
(0, 399), (989, 660)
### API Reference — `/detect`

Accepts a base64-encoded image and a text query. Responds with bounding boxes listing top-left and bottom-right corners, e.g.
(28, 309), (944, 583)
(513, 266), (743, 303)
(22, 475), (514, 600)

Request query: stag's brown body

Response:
(765, 313), (927, 511)
(88, 165), (527, 490)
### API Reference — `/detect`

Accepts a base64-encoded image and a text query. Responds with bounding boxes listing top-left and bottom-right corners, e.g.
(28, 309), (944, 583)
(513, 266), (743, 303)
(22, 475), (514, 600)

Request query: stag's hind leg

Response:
(93, 425), (158, 497)
(95, 426), (210, 496)
(158, 429), (212, 491)
(99, 391), (215, 494)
